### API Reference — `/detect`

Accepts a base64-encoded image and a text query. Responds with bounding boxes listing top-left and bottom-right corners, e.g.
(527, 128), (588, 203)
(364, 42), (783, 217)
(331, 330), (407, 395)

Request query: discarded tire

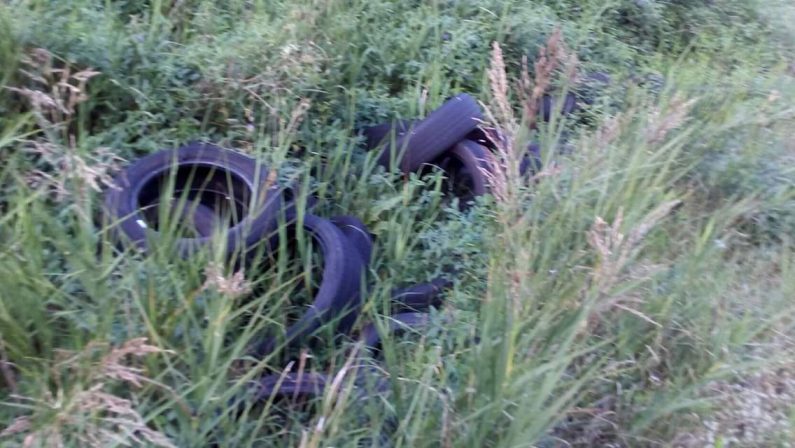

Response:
(250, 213), (367, 357)
(376, 94), (483, 173)
(360, 119), (414, 150)
(433, 139), (494, 203)
(103, 91), (552, 431)
(539, 93), (578, 122)
(103, 142), (285, 257)
(253, 367), (391, 412)
(255, 372), (329, 400)
(539, 72), (613, 122)
(390, 277), (452, 313)
(521, 142), (543, 176)
(363, 115), (542, 197)
(331, 215), (374, 265)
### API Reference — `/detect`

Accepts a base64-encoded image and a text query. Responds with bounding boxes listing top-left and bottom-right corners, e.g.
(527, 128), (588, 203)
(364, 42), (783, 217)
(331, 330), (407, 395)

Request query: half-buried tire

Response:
(377, 94), (483, 173)
(434, 139), (495, 203)
(103, 142), (286, 258)
(360, 120), (415, 151)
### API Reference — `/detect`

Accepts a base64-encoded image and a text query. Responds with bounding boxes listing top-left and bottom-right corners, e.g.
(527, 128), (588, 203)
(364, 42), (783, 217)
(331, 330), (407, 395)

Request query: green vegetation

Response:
(1, 0), (793, 446)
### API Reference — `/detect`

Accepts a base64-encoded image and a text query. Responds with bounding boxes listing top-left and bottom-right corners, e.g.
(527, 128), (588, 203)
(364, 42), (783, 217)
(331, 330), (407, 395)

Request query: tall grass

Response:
(1, 0), (794, 446)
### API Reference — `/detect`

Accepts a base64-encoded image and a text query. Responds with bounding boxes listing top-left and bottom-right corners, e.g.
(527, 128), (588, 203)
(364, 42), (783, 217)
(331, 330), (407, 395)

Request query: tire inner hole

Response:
(428, 155), (477, 204)
(137, 164), (252, 238)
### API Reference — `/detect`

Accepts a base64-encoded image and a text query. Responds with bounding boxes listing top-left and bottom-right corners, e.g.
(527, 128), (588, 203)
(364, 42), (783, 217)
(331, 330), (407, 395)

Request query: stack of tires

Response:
(102, 87), (596, 411)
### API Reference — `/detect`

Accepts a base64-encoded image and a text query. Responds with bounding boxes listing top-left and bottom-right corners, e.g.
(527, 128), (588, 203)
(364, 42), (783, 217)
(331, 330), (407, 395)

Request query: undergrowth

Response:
(0, 0), (793, 446)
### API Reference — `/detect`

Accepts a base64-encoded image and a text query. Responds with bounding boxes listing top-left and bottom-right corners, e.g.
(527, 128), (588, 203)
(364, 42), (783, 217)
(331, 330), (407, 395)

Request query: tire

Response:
(330, 215), (373, 265)
(364, 118), (489, 153)
(330, 215), (373, 334)
(377, 94), (483, 173)
(460, 128), (543, 178)
(360, 120), (415, 151)
(520, 142), (543, 176)
(390, 277), (451, 313)
(539, 93), (578, 122)
(103, 142), (286, 258)
(253, 367), (390, 401)
(434, 139), (495, 202)
(251, 214), (367, 357)
(254, 372), (329, 400)
(252, 369), (393, 447)
(538, 72), (612, 121)
(368, 122), (496, 204)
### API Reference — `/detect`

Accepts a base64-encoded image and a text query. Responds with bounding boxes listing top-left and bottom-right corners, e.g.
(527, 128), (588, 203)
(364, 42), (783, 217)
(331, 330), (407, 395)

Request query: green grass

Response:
(1, 0), (794, 446)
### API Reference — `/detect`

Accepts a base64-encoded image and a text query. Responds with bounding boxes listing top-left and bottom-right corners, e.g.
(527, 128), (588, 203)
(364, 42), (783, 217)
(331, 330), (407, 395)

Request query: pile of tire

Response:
(102, 89), (590, 408)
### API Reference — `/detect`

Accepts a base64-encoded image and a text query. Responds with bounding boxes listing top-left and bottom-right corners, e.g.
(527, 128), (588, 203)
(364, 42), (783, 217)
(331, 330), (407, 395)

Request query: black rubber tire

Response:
(103, 142), (285, 258)
(457, 127), (543, 178)
(253, 366), (390, 400)
(360, 312), (431, 350)
(364, 118), (489, 153)
(539, 93), (578, 122)
(577, 71), (612, 106)
(390, 277), (451, 313)
(434, 139), (494, 201)
(330, 215), (373, 265)
(520, 142), (543, 176)
(377, 94), (483, 173)
(538, 73), (612, 122)
(255, 372), (329, 400)
(330, 215), (373, 335)
(250, 368), (394, 448)
(360, 120), (415, 151)
(251, 214), (367, 357)
(366, 124), (497, 205)
(365, 120), (540, 187)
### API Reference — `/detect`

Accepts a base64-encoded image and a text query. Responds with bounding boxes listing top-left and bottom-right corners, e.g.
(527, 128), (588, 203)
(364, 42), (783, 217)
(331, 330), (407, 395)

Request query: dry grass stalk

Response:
(294, 349), (310, 401)
(482, 30), (576, 206)
(25, 141), (124, 203)
(481, 42), (514, 205)
(2, 385), (177, 448)
(301, 345), (362, 448)
(521, 27), (570, 130)
(99, 338), (174, 388)
(1, 338), (175, 447)
(202, 262), (252, 298)
(480, 32), (580, 323)
(8, 48), (100, 132)
(586, 200), (683, 325)
(487, 41), (514, 127)
(9, 49), (123, 210)
(645, 94), (698, 145)
(0, 417), (30, 439)
(284, 98), (312, 138)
